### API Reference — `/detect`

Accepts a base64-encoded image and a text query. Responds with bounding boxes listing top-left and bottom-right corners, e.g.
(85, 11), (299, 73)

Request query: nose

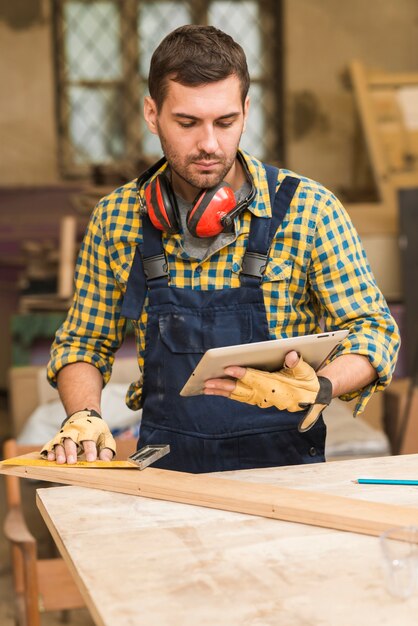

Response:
(196, 124), (219, 155)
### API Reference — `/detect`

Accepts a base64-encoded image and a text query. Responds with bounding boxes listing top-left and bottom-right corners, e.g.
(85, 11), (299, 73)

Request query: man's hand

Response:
(40, 409), (116, 464)
(204, 351), (332, 432)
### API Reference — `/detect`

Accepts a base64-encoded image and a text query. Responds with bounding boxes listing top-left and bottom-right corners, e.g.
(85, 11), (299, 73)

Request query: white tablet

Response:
(180, 329), (349, 396)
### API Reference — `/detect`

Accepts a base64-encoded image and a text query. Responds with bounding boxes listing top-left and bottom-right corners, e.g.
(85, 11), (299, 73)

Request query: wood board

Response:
(349, 60), (418, 216)
(36, 482), (418, 626)
(2, 454), (418, 538)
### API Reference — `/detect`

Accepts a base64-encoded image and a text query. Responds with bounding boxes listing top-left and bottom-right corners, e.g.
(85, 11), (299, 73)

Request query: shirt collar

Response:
(237, 149), (272, 219)
(138, 149), (273, 219)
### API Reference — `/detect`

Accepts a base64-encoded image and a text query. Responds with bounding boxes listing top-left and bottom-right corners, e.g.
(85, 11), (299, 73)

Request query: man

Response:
(42, 25), (399, 472)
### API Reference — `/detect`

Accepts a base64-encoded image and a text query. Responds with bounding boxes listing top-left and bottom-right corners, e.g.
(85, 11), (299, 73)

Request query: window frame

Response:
(52, 0), (284, 178)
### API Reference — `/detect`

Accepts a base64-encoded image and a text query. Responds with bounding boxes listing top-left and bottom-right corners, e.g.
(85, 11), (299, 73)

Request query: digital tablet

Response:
(180, 329), (349, 396)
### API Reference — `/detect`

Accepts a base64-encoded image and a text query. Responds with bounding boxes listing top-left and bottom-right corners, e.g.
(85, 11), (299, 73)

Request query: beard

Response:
(156, 122), (240, 191)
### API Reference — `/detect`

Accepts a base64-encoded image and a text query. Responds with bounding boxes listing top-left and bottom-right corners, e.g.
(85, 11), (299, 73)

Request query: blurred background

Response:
(1, 0), (418, 374)
(0, 1), (418, 623)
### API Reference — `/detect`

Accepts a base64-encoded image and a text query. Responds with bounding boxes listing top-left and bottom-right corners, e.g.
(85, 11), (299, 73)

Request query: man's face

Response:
(144, 74), (249, 200)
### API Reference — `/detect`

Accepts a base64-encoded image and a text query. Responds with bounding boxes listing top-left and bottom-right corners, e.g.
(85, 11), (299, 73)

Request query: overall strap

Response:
(240, 165), (300, 287)
(122, 167), (301, 318)
(121, 215), (167, 320)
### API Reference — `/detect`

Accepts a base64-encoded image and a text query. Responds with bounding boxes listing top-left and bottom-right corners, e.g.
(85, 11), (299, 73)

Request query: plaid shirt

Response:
(47, 150), (400, 416)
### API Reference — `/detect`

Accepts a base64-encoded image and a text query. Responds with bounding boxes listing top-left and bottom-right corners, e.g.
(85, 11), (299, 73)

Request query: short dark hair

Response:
(148, 25), (250, 111)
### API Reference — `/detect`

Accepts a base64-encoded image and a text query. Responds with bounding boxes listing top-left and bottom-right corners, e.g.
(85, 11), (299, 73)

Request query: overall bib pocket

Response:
(158, 307), (253, 353)
(158, 307), (254, 395)
(261, 258), (293, 329)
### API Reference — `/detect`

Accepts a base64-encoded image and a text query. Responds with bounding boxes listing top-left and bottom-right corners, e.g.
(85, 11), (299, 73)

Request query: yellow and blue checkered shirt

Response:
(47, 151), (400, 416)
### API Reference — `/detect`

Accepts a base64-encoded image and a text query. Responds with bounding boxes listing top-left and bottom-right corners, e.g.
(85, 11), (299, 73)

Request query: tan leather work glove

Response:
(40, 409), (116, 458)
(229, 356), (333, 432)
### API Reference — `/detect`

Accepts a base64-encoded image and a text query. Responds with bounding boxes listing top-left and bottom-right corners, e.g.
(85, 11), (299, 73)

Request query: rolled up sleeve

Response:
(308, 195), (400, 415)
(47, 203), (127, 388)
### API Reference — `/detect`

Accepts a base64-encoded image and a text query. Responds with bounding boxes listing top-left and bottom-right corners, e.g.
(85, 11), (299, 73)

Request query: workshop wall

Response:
(1, 0), (418, 190)
(285, 0), (418, 195)
(0, 0), (59, 185)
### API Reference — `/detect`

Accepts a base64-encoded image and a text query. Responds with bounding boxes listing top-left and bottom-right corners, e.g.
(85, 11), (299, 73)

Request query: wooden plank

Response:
(349, 60), (418, 216)
(349, 60), (394, 207)
(57, 215), (77, 299)
(2, 457), (418, 538)
(368, 71), (418, 87)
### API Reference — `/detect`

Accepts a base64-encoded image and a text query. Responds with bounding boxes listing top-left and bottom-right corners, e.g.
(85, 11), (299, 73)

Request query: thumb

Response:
(284, 350), (300, 369)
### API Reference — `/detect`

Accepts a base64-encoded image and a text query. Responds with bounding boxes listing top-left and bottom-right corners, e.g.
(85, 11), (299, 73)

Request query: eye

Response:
(178, 121), (195, 128)
(216, 120), (235, 128)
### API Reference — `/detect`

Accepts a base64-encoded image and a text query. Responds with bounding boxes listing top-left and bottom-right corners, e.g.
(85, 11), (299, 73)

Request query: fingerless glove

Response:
(40, 408), (116, 458)
(229, 356), (332, 432)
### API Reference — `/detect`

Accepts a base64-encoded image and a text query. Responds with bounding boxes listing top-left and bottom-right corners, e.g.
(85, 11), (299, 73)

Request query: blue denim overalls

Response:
(122, 165), (326, 472)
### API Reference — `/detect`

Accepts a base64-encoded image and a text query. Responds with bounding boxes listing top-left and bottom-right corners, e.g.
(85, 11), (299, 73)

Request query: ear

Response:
(144, 96), (159, 135)
(242, 96), (250, 133)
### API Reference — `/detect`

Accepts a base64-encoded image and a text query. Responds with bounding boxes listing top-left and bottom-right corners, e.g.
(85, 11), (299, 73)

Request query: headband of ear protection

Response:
(137, 152), (256, 238)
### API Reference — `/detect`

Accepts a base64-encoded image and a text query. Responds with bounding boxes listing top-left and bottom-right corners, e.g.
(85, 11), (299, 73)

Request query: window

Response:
(53, 0), (283, 177)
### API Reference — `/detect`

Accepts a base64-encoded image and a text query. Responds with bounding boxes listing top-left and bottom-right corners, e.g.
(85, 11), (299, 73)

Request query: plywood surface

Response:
(35, 455), (418, 626)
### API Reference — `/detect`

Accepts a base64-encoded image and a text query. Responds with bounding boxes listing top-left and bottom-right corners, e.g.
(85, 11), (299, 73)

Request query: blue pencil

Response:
(356, 478), (418, 485)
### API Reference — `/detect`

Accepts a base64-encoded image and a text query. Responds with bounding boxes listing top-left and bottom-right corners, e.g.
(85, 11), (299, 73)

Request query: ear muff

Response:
(145, 173), (180, 234)
(145, 176), (237, 238)
(187, 183), (236, 237)
(138, 152), (256, 238)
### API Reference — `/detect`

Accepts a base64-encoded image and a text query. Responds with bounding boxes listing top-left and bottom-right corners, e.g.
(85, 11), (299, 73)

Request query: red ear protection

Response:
(145, 173), (180, 235)
(146, 174), (237, 237)
(187, 184), (236, 237)
(138, 153), (255, 238)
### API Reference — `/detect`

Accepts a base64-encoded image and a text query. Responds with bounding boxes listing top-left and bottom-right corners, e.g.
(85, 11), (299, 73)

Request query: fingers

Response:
(204, 354), (301, 398)
(223, 366), (247, 379)
(204, 377), (237, 397)
(99, 447), (114, 461)
(47, 445), (61, 463)
(204, 366), (247, 397)
(47, 439), (100, 464)
(47, 439), (78, 464)
(64, 438), (78, 463)
(204, 380), (236, 397)
(82, 440), (98, 462)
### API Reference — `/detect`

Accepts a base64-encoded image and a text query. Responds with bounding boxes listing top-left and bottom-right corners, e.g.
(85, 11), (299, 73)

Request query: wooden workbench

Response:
(36, 455), (418, 626)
